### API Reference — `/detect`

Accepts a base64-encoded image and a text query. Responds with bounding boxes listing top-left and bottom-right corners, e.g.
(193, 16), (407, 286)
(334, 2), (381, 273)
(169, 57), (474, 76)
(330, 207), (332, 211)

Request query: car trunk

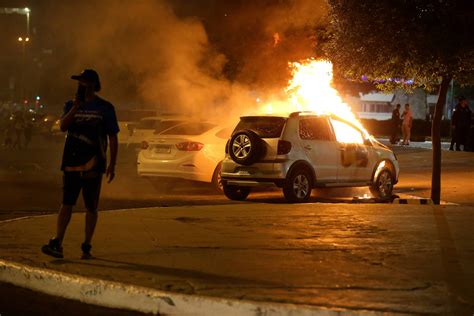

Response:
(143, 136), (198, 160)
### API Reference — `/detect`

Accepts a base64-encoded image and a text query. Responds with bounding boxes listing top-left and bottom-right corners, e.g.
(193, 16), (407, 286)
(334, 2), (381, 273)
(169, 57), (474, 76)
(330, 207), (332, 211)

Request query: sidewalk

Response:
(377, 138), (452, 150)
(1, 203), (474, 314)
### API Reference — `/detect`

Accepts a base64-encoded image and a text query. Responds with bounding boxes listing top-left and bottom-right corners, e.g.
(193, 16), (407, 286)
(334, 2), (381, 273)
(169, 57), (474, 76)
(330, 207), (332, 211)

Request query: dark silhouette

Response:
(451, 96), (472, 151)
(42, 69), (120, 259)
(390, 104), (401, 144)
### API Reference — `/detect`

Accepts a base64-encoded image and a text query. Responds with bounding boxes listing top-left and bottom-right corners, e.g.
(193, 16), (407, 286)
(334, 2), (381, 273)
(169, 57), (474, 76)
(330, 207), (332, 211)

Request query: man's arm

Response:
(106, 133), (118, 183)
(60, 100), (80, 132)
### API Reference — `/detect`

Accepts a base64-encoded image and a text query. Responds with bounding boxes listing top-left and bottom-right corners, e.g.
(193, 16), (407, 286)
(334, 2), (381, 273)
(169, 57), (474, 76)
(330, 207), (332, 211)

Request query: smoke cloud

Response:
(39, 0), (327, 120)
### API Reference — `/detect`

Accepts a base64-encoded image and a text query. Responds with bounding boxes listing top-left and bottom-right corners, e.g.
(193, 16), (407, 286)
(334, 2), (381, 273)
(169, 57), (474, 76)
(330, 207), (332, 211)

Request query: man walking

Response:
(390, 104), (401, 144)
(42, 69), (119, 259)
(451, 96), (472, 151)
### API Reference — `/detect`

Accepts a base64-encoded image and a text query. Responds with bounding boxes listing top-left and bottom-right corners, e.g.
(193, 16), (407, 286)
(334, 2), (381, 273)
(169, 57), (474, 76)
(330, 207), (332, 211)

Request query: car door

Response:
(329, 118), (372, 182)
(298, 117), (339, 183)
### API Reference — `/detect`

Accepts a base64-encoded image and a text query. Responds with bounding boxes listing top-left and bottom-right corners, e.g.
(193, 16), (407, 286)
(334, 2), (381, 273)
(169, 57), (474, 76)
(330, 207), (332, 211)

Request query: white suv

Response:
(221, 112), (399, 203)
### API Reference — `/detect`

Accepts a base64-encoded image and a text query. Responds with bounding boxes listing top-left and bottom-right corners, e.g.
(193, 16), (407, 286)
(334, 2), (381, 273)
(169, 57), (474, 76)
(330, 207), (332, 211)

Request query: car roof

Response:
(240, 111), (328, 119)
(140, 115), (186, 121)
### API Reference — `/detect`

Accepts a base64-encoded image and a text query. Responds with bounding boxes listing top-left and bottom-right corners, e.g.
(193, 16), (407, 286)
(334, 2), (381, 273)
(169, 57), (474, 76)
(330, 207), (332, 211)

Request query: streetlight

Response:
(18, 36), (30, 101)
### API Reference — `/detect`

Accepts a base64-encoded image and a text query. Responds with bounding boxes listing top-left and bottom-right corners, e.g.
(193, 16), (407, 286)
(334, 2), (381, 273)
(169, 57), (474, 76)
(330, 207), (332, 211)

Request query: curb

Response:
(0, 259), (371, 316)
(392, 198), (433, 205)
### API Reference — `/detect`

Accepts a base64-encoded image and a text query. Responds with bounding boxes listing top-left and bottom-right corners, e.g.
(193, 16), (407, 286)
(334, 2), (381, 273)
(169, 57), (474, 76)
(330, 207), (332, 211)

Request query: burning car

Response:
(137, 121), (232, 191)
(221, 59), (400, 203)
(221, 112), (399, 202)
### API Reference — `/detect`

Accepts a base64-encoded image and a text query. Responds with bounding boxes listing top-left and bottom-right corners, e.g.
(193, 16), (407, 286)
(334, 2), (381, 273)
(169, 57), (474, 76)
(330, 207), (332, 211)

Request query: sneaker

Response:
(81, 242), (94, 259)
(41, 238), (63, 258)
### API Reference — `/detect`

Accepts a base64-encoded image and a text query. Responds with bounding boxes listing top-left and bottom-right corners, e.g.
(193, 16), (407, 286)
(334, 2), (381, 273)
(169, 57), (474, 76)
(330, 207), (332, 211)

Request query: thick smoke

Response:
(43, 0), (326, 120)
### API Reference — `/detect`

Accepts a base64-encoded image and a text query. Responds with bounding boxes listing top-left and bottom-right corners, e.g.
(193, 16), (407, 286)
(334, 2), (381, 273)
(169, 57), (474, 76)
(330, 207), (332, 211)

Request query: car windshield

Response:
(153, 120), (186, 134)
(234, 117), (287, 138)
(161, 122), (216, 135)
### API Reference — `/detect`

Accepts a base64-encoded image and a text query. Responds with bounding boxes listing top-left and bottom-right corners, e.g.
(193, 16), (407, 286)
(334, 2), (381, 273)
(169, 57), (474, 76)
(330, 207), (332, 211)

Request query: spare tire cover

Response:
(229, 129), (265, 165)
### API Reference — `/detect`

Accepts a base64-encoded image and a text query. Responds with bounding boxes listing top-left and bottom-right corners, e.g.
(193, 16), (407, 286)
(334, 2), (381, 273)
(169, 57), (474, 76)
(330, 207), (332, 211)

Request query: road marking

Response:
(392, 198), (433, 205)
(396, 194), (458, 205)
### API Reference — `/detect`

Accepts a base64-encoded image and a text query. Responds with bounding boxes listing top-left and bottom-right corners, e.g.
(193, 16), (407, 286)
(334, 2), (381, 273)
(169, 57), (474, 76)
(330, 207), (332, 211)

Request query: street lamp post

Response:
(25, 7), (30, 37)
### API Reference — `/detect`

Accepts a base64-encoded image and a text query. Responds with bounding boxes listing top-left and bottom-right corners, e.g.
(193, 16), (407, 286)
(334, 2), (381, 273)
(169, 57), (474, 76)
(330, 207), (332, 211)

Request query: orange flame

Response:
(259, 58), (369, 143)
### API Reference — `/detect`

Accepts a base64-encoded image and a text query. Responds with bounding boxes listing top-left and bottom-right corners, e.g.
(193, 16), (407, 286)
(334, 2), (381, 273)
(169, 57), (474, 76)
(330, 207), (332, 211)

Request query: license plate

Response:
(154, 145), (171, 154)
(238, 168), (254, 175)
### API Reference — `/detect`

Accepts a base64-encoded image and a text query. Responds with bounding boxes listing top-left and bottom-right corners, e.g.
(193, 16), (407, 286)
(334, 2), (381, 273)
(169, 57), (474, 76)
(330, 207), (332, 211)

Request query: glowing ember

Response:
(259, 58), (370, 143)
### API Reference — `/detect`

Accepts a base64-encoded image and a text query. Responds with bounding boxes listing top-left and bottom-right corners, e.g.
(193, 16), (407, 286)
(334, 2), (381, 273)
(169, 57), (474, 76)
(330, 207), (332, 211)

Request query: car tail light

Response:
(277, 140), (292, 155)
(141, 141), (149, 149)
(176, 141), (204, 151)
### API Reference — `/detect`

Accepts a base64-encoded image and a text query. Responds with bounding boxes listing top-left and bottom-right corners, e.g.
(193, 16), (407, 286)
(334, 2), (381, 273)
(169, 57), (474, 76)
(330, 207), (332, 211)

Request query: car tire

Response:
(228, 130), (265, 166)
(212, 163), (223, 192)
(370, 168), (394, 200)
(223, 184), (251, 201)
(283, 167), (312, 203)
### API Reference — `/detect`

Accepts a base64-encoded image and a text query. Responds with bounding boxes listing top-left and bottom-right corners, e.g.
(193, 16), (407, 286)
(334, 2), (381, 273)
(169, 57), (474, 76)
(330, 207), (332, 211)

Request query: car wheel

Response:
(223, 184), (251, 201)
(370, 168), (394, 200)
(283, 168), (312, 203)
(229, 130), (265, 165)
(212, 163), (223, 192)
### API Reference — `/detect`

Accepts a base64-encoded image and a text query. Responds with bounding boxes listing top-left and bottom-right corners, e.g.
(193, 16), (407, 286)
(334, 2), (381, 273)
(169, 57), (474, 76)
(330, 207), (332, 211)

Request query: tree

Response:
(323, 0), (474, 204)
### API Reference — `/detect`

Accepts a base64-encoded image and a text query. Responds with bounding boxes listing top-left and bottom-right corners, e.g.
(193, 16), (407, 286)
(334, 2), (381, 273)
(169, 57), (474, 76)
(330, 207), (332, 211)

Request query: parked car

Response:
(137, 121), (232, 191)
(128, 115), (186, 145)
(221, 111), (400, 202)
(116, 108), (157, 144)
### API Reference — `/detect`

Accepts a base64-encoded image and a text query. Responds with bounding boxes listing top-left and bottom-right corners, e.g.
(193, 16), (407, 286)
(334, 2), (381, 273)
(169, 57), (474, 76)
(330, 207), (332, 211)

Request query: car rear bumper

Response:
(221, 157), (291, 185)
(137, 154), (211, 183)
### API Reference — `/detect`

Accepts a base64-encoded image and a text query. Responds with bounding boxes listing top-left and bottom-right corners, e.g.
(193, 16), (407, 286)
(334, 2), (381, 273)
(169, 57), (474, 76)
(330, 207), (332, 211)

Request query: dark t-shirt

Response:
(452, 104), (472, 129)
(391, 109), (400, 124)
(61, 96), (119, 173)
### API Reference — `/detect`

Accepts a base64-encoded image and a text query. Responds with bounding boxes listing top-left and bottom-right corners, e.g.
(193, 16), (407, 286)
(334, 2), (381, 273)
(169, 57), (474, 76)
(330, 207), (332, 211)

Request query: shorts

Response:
(63, 171), (103, 211)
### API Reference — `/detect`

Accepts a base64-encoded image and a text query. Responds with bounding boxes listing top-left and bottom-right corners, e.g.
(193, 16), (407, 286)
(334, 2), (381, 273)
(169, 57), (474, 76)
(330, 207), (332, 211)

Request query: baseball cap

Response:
(71, 69), (101, 91)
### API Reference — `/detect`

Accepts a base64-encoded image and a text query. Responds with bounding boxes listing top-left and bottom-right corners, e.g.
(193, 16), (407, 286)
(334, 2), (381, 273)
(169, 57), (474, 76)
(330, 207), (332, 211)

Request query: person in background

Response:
(451, 96), (472, 151)
(12, 112), (25, 149)
(3, 119), (14, 148)
(401, 103), (413, 146)
(390, 104), (401, 144)
(24, 116), (33, 148)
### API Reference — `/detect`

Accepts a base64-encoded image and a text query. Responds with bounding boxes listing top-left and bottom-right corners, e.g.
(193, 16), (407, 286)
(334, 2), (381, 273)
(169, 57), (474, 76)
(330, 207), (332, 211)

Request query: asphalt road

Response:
(1, 136), (472, 220)
(1, 135), (473, 314)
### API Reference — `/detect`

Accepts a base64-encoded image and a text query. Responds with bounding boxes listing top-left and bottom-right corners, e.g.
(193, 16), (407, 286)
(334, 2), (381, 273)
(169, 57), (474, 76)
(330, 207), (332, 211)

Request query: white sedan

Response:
(137, 122), (232, 191)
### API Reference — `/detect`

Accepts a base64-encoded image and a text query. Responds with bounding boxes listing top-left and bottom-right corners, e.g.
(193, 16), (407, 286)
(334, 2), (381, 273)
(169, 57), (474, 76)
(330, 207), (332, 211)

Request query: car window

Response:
(117, 110), (157, 122)
(215, 128), (232, 139)
(153, 120), (186, 134)
(299, 118), (332, 141)
(137, 119), (159, 129)
(330, 118), (364, 144)
(234, 117), (286, 138)
(161, 122), (217, 135)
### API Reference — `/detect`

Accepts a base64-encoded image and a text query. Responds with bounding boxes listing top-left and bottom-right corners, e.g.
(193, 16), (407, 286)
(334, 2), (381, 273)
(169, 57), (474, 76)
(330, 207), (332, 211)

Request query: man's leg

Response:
(455, 129), (463, 151)
(81, 172), (102, 258)
(450, 128), (456, 150)
(41, 172), (81, 258)
(85, 210), (98, 245)
(56, 204), (73, 243)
